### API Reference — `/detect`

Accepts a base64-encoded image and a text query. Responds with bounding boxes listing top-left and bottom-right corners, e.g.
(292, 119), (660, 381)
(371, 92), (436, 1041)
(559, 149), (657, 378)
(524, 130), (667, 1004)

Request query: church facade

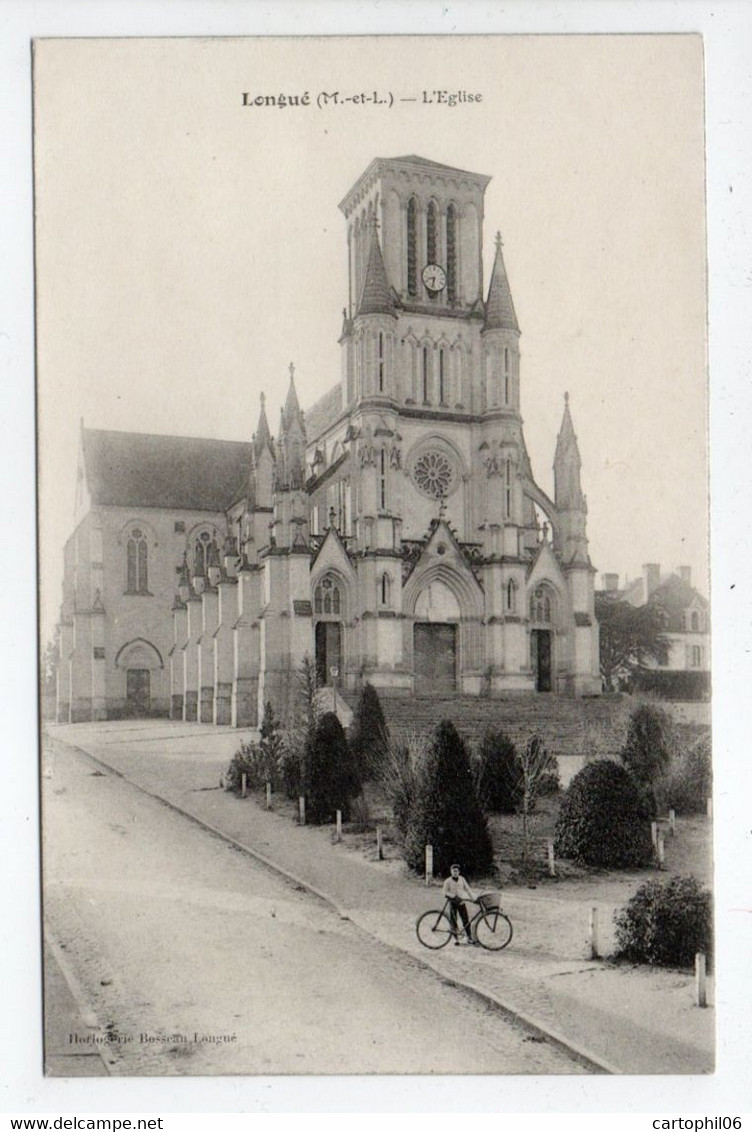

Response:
(55, 155), (601, 726)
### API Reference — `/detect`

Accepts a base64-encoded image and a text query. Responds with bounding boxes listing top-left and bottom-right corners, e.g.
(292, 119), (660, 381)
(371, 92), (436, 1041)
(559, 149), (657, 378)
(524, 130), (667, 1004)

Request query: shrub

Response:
(474, 730), (521, 813)
(404, 719), (494, 878)
(614, 875), (712, 967)
(554, 759), (654, 868)
(656, 734), (712, 815)
(631, 668), (710, 701)
(621, 704), (672, 791)
(305, 711), (362, 824)
(349, 683), (390, 781)
(379, 730), (427, 840)
(224, 741), (261, 795)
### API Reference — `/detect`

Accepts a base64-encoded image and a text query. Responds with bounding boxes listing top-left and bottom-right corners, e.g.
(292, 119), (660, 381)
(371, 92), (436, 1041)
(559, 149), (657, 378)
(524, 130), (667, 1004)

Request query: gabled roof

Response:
(82, 428), (251, 512)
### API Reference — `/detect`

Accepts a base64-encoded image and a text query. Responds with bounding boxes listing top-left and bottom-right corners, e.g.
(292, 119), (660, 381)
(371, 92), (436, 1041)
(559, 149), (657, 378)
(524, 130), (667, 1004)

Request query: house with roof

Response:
(56, 154), (601, 724)
(600, 564), (710, 693)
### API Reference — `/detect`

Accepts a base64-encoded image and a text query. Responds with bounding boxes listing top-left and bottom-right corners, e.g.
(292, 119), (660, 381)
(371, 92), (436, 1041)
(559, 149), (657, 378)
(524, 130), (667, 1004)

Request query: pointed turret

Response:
(356, 219), (396, 318)
(484, 233), (519, 333)
(276, 363), (307, 491)
(282, 363), (303, 426)
(554, 392), (585, 510)
(554, 392), (589, 566)
(253, 392), (272, 458)
(248, 392), (275, 510)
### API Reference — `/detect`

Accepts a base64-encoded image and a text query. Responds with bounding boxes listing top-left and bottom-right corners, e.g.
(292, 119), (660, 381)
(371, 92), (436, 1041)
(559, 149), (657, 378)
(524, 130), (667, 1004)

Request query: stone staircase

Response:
(357, 692), (635, 765)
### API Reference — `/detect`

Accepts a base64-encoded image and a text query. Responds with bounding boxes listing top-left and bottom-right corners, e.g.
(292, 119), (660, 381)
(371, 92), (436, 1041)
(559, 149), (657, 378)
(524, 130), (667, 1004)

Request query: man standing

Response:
(442, 863), (477, 945)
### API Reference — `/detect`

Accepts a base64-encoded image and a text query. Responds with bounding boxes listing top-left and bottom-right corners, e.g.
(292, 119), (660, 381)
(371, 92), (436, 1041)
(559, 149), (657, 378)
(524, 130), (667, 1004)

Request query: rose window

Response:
(413, 450), (454, 499)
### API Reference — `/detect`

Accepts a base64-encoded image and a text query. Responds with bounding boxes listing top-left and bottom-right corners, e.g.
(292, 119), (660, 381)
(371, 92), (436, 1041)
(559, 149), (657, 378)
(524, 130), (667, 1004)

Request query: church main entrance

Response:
(414, 623), (457, 694)
(530, 630), (552, 692)
(126, 668), (150, 715)
(315, 620), (342, 687)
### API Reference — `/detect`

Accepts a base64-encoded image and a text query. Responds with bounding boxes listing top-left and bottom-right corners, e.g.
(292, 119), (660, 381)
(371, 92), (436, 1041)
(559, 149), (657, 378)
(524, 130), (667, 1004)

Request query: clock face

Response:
(422, 263), (446, 293)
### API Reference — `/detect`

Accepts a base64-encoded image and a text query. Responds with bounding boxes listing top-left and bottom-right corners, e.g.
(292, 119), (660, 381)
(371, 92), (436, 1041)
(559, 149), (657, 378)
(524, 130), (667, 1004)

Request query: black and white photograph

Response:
(32, 32), (716, 1082)
(0, 6), (745, 1114)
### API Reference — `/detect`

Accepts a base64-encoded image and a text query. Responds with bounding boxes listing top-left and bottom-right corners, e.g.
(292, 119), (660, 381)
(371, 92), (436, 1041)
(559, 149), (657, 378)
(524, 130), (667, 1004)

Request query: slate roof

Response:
(390, 155), (481, 177)
(649, 575), (709, 632)
(484, 234), (519, 333)
(305, 385), (343, 442)
(357, 224), (396, 317)
(82, 428), (252, 512)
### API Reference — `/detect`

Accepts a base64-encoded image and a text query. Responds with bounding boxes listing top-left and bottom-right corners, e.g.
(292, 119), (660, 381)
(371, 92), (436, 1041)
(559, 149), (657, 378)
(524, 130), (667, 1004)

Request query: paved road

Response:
(43, 742), (581, 1076)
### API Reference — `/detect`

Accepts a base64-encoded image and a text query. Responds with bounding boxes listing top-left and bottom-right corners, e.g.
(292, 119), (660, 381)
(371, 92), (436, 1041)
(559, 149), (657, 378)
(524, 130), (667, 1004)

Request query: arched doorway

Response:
(314, 575), (344, 687)
(529, 584), (556, 692)
(413, 581), (461, 694)
(115, 638), (164, 717)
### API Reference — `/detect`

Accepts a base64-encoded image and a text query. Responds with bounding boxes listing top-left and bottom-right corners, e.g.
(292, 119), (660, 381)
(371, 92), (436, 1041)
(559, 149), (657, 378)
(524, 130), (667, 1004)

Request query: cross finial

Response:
(564, 390), (569, 405)
(438, 491), (447, 522)
(289, 362), (295, 381)
(495, 231), (503, 251)
(260, 391), (265, 407)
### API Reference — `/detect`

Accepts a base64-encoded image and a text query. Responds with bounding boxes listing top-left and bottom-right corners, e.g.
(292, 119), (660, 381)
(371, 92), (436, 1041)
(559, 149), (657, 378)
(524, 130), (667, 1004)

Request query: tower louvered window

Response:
(446, 204), (457, 302)
(439, 349), (446, 404)
(504, 347), (510, 404)
(504, 459), (512, 519)
(426, 201), (438, 299)
(380, 448), (387, 511)
(407, 198), (418, 296)
(422, 346), (429, 403)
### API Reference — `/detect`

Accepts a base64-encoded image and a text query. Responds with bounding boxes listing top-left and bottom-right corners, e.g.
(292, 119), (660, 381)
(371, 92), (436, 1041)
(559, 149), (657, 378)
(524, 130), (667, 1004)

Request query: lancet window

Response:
(126, 528), (148, 594)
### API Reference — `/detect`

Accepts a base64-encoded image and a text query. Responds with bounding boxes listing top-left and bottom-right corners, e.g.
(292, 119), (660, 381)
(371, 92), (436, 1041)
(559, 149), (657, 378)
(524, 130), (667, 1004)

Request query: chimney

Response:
(678, 565), (692, 587)
(643, 563), (660, 599)
(602, 573), (619, 593)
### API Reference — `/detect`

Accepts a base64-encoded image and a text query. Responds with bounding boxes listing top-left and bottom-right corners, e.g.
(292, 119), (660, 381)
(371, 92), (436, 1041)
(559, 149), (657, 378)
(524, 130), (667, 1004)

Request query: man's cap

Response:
(450, 863), (461, 870)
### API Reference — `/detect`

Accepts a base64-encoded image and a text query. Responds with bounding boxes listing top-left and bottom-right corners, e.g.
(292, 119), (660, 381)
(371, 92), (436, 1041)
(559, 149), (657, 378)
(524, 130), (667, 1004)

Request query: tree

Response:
(517, 735), (558, 860)
(258, 701), (285, 787)
(305, 711), (361, 824)
(41, 624), (61, 696)
(621, 704), (672, 793)
(349, 683), (390, 781)
(404, 719), (494, 878)
(474, 730), (520, 814)
(280, 655), (321, 798)
(595, 592), (669, 692)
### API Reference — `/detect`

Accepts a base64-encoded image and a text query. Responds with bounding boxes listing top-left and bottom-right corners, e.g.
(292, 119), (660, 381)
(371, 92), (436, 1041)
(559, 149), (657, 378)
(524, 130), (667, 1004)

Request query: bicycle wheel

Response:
(416, 910), (454, 949)
(474, 910), (513, 951)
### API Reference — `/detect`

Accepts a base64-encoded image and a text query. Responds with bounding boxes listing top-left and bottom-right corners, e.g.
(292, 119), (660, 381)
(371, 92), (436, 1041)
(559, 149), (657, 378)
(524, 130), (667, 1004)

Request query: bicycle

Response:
(416, 893), (513, 952)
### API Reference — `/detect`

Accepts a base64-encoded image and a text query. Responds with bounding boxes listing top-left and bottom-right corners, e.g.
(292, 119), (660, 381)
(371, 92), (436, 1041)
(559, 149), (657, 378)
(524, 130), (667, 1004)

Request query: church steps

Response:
(367, 693), (633, 762)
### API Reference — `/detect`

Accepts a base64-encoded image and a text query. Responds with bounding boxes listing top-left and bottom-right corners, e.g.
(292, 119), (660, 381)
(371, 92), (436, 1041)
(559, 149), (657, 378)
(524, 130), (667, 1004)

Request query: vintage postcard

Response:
(35, 34), (712, 1079)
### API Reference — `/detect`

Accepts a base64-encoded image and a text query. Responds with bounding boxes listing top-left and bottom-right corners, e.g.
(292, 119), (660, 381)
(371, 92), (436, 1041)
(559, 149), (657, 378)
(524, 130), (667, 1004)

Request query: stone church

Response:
(55, 155), (601, 726)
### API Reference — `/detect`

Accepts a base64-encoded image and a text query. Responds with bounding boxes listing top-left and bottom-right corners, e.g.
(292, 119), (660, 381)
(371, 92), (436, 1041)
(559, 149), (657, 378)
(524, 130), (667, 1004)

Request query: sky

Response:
(34, 34), (709, 640)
